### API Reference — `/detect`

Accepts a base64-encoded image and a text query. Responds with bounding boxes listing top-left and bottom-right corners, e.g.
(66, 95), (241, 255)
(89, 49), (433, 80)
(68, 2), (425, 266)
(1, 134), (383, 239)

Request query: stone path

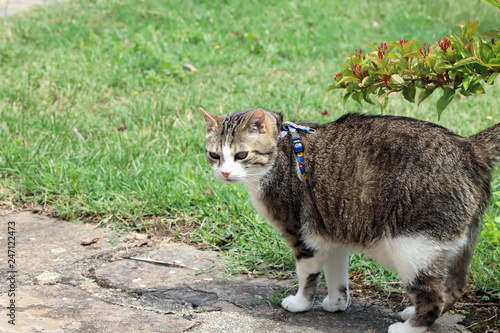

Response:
(0, 212), (469, 333)
(0, 0), (59, 18)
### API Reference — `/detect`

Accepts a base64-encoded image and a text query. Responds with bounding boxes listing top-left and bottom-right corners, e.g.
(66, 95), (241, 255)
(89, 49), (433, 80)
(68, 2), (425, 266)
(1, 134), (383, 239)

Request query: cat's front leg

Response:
(282, 253), (326, 312)
(322, 248), (350, 312)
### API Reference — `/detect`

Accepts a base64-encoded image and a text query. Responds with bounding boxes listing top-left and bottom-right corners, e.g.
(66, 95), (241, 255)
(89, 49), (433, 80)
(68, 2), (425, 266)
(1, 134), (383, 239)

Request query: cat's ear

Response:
(246, 108), (267, 134)
(200, 107), (220, 133)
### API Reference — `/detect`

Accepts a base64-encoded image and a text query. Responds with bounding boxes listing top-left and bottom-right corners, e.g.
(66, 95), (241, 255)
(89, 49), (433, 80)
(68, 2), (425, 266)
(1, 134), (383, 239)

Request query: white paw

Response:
(388, 322), (406, 333)
(281, 295), (313, 312)
(388, 321), (427, 333)
(322, 294), (350, 312)
(401, 306), (415, 321)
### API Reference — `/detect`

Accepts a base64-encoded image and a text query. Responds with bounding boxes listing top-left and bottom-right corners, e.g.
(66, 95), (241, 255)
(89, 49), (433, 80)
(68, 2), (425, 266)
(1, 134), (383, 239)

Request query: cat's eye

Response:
(209, 152), (220, 160)
(235, 151), (248, 160)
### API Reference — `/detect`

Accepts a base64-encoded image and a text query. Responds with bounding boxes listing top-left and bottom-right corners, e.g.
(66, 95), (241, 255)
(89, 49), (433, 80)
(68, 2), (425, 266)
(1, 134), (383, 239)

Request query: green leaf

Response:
(487, 71), (499, 85)
(361, 75), (376, 87)
(450, 35), (467, 54)
(460, 22), (469, 40)
(402, 85), (416, 103)
(482, 43), (495, 57)
(367, 55), (384, 67)
(484, 58), (500, 67)
(341, 84), (355, 97)
(378, 93), (389, 112)
(458, 49), (473, 59)
(452, 57), (481, 67)
(403, 40), (419, 55)
(468, 82), (485, 94)
(473, 38), (483, 58)
(324, 84), (342, 92)
(436, 87), (456, 119)
(364, 44), (379, 52)
(362, 89), (375, 105)
(481, 30), (500, 39)
(342, 91), (354, 106)
(481, 0), (500, 10)
(462, 75), (472, 91)
(404, 51), (422, 59)
(459, 87), (472, 97)
(461, 21), (480, 41)
(417, 87), (436, 106)
(388, 41), (403, 51)
(338, 76), (361, 84)
(390, 74), (406, 87)
(352, 92), (363, 106)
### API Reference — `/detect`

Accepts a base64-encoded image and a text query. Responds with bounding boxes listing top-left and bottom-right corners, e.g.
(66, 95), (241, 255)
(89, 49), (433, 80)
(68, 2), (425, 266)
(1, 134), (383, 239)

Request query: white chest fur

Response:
(248, 186), (269, 217)
(247, 185), (286, 234)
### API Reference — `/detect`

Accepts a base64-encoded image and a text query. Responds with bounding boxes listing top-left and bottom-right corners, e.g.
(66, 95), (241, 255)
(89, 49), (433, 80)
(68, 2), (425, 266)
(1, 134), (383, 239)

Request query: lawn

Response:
(0, 0), (499, 299)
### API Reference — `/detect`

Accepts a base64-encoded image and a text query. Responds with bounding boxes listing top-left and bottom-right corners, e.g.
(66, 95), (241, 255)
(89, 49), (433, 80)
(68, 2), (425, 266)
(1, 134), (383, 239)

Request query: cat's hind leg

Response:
(281, 252), (326, 312)
(322, 247), (350, 312)
(390, 236), (473, 332)
(389, 271), (445, 333)
(442, 242), (473, 313)
(379, 236), (451, 333)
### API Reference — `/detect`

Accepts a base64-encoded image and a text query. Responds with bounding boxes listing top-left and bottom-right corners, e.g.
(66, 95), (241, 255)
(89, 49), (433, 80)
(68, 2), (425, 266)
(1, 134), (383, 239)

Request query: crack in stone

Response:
(140, 287), (219, 308)
(81, 267), (117, 289)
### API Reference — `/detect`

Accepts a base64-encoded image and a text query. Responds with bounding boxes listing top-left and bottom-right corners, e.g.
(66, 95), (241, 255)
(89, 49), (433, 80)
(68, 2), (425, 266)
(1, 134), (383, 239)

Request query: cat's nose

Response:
(221, 171), (231, 178)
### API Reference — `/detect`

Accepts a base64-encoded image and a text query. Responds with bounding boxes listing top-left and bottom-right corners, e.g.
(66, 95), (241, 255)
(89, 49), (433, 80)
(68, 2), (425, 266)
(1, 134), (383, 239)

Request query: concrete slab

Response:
(2, 212), (123, 275)
(0, 284), (195, 333)
(0, 0), (60, 18)
(0, 212), (470, 333)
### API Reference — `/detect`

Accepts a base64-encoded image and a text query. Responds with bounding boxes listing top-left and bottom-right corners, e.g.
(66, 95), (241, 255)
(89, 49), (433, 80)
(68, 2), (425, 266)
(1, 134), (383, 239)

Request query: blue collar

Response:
(278, 122), (316, 185)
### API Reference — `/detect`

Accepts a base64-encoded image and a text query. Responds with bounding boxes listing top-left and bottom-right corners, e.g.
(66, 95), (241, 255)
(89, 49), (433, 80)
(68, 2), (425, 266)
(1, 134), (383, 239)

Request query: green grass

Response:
(0, 0), (499, 292)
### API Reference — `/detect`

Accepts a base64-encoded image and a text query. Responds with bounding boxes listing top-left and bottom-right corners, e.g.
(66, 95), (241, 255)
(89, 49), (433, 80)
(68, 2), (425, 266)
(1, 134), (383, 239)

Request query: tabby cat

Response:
(200, 107), (500, 333)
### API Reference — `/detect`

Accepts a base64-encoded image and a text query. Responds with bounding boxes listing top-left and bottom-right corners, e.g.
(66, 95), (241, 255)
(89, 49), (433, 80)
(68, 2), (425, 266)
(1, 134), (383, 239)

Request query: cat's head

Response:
(200, 108), (280, 186)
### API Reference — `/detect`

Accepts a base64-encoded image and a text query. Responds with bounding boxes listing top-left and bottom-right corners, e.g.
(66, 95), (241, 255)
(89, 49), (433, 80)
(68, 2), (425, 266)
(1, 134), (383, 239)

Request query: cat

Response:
(200, 107), (500, 333)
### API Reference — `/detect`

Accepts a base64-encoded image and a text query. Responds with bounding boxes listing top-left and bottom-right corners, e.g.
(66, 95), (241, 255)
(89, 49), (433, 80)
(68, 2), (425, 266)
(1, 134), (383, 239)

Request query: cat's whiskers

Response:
(244, 171), (269, 186)
(240, 177), (261, 192)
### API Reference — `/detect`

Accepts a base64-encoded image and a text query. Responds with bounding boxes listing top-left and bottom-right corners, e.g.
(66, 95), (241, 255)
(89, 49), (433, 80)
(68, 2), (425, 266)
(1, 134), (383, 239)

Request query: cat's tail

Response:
(471, 122), (500, 168)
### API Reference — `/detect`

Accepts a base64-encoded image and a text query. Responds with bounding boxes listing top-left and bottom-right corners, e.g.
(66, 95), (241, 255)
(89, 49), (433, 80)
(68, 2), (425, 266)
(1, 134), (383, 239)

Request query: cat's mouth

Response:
(224, 178), (238, 184)
(216, 174), (238, 184)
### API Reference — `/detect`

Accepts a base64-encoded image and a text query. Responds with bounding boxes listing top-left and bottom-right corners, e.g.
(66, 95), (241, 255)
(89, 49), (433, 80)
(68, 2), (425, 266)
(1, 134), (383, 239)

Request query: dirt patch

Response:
(348, 283), (500, 333)
(149, 218), (201, 243)
(455, 288), (500, 333)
